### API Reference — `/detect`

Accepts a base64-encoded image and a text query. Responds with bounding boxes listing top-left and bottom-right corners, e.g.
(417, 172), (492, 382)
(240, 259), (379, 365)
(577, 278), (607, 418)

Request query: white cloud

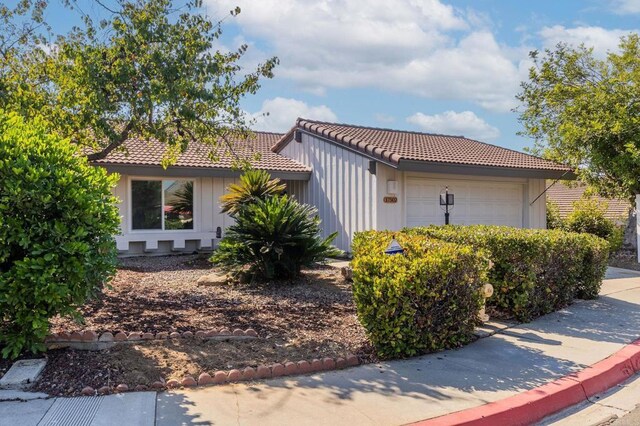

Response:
(610, 0), (640, 14)
(249, 97), (337, 132)
(208, 0), (524, 112)
(406, 110), (500, 141)
(539, 25), (637, 58)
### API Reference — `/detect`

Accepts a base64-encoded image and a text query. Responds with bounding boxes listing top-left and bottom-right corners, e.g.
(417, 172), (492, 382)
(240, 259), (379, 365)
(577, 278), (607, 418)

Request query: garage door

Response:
(406, 178), (523, 228)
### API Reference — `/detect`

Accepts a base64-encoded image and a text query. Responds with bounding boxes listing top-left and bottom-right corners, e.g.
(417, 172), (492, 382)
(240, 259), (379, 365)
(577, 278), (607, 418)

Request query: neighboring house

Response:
(93, 118), (573, 255)
(546, 181), (631, 225)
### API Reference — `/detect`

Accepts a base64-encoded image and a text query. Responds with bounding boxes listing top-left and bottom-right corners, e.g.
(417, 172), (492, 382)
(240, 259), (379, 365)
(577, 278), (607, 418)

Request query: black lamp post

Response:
(439, 186), (454, 225)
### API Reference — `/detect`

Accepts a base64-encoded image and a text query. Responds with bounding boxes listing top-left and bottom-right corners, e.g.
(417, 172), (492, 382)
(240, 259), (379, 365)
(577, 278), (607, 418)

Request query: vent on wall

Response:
(294, 130), (302, 143)
(368, 160), (377, 175)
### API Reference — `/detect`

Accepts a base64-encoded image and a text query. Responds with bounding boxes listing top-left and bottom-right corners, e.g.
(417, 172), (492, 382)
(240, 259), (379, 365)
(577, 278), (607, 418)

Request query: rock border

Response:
(45, 328), (259, 350)
(77, 354), (361, 396)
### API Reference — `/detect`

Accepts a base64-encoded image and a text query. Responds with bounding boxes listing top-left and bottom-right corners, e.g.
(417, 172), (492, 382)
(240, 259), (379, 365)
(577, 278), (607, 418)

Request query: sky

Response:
(42, 0), (640, 152)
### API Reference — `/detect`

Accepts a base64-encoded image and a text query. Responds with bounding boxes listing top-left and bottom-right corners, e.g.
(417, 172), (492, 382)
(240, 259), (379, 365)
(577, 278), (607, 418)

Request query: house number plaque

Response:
(383, 196), (398, 204)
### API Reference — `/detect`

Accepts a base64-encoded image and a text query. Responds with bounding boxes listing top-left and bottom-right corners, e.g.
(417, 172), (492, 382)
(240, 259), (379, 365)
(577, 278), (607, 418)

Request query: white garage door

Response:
(406, 178), (523, 228)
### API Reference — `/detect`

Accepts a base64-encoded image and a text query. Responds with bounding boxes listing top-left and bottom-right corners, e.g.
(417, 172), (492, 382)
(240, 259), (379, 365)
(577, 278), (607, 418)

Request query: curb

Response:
(409, 338), (640, 426)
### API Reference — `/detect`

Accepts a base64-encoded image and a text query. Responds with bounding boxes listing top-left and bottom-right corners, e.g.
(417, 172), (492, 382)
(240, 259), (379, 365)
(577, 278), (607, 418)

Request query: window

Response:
(131, 180), (194, 230)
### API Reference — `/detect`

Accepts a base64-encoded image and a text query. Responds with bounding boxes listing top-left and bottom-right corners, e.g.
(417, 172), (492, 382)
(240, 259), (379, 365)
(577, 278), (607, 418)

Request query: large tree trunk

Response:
(623, 208), (637, 251)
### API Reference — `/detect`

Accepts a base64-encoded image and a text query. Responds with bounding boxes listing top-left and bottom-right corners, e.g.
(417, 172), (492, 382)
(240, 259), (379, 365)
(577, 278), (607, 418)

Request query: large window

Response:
(131, 180), (194, 230)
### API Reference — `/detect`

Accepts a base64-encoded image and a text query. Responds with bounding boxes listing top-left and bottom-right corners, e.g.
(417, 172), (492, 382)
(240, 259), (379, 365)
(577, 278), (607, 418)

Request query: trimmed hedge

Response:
(406, 225), (609, 322)
(351, 231), (490, 359)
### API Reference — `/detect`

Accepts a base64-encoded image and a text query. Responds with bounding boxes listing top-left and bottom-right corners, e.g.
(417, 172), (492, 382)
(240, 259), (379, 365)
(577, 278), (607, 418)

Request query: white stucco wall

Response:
(375, 164), (548, 231)
(280, 132), (378, 252)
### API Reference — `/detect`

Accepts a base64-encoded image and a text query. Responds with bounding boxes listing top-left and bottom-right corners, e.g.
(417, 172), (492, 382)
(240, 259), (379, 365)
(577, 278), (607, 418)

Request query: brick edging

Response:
(46, 328), (259, 346)
(78, 354), (361, 396)
(409, 338), (640, 426)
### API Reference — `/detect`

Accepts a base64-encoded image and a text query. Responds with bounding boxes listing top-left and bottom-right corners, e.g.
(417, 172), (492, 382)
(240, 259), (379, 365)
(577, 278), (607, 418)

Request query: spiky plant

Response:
(220, 170), (286, 216)
(212, 194), (341, 280)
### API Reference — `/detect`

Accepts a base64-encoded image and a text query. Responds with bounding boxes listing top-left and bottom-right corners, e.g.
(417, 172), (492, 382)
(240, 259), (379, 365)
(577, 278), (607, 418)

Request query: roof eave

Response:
(94, 163), (312, 181)
(397, 159), (576, 179)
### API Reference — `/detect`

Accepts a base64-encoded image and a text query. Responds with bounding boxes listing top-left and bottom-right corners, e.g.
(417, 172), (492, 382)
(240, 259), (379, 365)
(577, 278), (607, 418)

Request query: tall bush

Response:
(351, 231), (489, 358)
(564, 198), (624, 251)
(0, 111), (120, 359)
(546, 200), (564, 229)
(212, 171), (341, 281)
(407, 225), (609, 322)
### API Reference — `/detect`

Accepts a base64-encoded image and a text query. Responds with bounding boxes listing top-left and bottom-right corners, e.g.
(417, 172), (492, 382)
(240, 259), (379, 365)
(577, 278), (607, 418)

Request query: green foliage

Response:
(1, 0), (278, 165)
(517, 35), (640, 200)
(406, 225), (609, 322)
(220, 170), (286, 215)
(564, 198), (624, 251)
(546, 200), (564, 229)
(0, 111), (120, 359)
(212, 194), (341, 281)
(351, 231), (489, 359)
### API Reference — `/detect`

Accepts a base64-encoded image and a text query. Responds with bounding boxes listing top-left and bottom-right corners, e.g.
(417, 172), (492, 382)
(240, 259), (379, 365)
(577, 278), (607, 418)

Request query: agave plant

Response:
(220, 169), (286, 216)
(212, 194), (342, 280)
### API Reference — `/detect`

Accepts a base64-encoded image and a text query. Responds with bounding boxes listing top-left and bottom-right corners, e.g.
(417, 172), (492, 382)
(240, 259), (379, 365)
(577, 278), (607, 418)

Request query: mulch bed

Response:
(33, 255), (375, 396)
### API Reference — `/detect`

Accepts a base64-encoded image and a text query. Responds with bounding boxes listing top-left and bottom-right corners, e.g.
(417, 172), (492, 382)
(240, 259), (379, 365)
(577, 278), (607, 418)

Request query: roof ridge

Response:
(297, 117), (467, 139)
(252, 130), (285, 136)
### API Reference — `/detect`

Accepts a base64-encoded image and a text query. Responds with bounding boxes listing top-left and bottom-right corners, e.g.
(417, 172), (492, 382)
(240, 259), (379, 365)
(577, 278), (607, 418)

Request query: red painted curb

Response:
(410, 338), (640, 426)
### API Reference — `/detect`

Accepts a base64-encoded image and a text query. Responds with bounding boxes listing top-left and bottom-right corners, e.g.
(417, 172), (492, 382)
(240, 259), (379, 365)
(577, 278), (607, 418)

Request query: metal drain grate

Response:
(38, 396), (102, 425)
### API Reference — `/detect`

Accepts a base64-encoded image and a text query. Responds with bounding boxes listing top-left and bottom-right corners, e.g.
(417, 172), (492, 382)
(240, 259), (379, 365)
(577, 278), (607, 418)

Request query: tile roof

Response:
(546, 181), (631, 223)
(92, 132), (310, 173)
(274, 118), (573, 173)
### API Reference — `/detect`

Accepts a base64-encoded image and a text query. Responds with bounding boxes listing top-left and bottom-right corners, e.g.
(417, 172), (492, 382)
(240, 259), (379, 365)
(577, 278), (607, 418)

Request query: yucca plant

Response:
(220, 169), (286, 216)
(212, 194), (341, 280)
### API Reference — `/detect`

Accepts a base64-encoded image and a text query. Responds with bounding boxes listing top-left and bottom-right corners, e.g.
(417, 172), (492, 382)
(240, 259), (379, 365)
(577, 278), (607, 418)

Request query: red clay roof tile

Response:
(92, 132), (310, 173)
(546, 181), (630, 222)
(274, 118), (572, 172)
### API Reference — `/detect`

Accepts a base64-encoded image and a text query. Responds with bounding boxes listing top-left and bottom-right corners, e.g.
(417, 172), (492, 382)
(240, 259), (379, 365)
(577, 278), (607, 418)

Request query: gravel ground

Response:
(35, 254), (374, 396)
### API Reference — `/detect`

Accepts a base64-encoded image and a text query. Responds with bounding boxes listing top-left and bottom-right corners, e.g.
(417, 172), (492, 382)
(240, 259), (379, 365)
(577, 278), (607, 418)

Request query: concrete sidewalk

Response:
(4, 267), (640, 426)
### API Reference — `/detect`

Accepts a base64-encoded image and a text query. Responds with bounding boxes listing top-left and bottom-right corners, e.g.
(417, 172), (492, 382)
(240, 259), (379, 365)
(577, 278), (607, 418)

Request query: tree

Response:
(0, 110), (120, 359)
(1, 0), (278, 165)
(517, 34), (640, 200)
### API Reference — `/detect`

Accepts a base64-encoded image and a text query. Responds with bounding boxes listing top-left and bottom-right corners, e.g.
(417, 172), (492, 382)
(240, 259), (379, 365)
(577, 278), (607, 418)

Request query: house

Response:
(93, 118), (573, 255)
(546, 181), (631, 225)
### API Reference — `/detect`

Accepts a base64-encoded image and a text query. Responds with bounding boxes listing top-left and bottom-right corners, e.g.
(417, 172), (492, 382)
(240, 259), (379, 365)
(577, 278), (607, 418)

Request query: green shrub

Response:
(212, 194), (341, 280)
(546, 200), (564, 229)
(406, 225), (609, 322)
(351, 231), (489, 359)
(220, 170), (286, 215)
(0, 111), (120, 359)
(564, 198), (623, 251)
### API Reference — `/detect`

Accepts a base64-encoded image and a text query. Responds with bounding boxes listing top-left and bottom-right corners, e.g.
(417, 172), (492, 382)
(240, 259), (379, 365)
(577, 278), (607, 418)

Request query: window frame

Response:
(128, 177), (197, 233)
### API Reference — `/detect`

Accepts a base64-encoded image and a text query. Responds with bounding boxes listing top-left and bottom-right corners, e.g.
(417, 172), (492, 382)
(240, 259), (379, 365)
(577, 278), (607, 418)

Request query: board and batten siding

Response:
(280, 132), (377, 252)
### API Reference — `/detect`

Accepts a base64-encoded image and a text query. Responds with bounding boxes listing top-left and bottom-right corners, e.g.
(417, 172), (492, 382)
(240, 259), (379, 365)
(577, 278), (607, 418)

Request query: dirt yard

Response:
(34, 255), (374, 396)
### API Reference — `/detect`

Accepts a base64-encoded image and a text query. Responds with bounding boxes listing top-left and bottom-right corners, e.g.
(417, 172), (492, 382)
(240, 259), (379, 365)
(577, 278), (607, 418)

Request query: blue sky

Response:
(43, 0), (640, 151)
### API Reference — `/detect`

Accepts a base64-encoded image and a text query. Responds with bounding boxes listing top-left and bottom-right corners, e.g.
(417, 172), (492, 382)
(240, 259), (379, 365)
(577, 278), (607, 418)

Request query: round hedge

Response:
(0, 111), (120, 359)
(351, 231), (489, 359)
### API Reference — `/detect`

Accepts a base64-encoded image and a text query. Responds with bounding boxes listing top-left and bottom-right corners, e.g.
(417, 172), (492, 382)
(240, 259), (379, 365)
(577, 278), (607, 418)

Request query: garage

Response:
(406, 177), (524, 228)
